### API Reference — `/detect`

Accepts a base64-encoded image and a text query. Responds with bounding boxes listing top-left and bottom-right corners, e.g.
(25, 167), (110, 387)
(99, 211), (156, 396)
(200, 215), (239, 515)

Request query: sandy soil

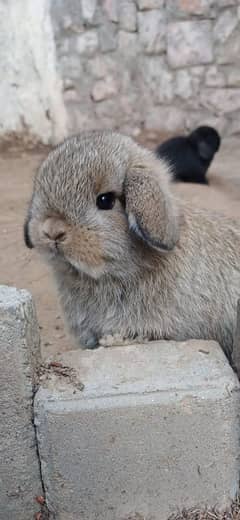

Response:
(1, 135), (240, 359)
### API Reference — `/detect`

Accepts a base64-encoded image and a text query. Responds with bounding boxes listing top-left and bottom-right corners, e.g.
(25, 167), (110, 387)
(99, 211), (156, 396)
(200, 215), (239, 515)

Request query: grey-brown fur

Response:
(24, 130), (240, 358)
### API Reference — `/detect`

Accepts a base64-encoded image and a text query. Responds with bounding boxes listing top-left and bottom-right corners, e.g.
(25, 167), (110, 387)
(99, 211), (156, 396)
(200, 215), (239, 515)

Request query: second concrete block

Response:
(35, 340), (240, 520)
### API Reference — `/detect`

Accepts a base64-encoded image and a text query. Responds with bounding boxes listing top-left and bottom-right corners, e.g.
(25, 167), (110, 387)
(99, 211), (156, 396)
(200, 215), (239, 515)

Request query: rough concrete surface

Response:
(0, 285), (43, 520)
(0, 0), (67, 144)
(35, 340), (240, 520)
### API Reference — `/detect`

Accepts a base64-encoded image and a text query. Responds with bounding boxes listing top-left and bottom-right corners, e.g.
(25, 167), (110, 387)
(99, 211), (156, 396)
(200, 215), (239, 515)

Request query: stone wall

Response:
(51, 0), (240, 139)
(0, 0), (240, 144)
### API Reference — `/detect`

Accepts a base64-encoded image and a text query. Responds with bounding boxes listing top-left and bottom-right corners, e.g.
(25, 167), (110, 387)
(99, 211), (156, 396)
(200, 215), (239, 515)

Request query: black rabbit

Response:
(155, 126), (221, 184)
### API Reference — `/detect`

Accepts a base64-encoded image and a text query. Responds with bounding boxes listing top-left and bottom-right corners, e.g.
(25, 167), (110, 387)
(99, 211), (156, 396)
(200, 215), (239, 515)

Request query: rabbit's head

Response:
(190, 126), (221, 161)
(24, 131), (180, 280)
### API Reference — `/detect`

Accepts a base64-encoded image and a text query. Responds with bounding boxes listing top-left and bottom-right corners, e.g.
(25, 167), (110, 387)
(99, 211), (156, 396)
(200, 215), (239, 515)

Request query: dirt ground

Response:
(1, 134), (240, 359)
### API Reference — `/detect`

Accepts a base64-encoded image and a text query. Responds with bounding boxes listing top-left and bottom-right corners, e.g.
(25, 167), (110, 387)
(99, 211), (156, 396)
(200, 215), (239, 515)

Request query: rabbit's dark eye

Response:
(96, 192), (116, 210)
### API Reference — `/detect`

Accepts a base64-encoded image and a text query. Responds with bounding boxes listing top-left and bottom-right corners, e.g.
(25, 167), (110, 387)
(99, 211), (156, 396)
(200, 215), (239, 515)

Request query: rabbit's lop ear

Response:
(125, 163), (180, 252)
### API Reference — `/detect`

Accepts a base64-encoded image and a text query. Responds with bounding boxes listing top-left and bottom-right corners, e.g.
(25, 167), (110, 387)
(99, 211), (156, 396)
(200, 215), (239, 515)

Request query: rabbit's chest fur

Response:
(53, 216), (240, 358)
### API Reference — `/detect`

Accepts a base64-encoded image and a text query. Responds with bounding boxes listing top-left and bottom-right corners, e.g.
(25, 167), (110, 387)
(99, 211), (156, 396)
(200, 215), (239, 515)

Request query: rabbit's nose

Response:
(42, 219), (67, 242)
(44, 230), (66, 242)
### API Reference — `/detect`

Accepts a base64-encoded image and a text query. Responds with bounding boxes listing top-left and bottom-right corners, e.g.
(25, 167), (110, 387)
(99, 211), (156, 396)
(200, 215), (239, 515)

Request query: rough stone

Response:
(102, 0), (119, 23)
(59, 55), (84, 79)
(167, 21), (213, 68)
(88, 53), (119, 81)
(166, 0), (216, 18)
(217, 24), (240, 65)
(51, 0), (83, 32)
(75, 30), (98, 55)
(63, 86), (80, 102)
(87, 55), (111, 79)
(81, 0), (97, 24)
(67, 101), (98, 132)
(142, 57), (174, 103)
(61, 14), (76, 31)
(118, 31), (138, 57)
(200, 87), (240, 114)
(175, 69), (193, 99)
(91, 75), (118, 101)
(190, 65), (205, 92)
(63, 78), (75, 89)
(213, 8), (238, 43)
(94, 98), (124, 126)
(138, 10), (166, 55)
(226, 111), (240, 135)
(35, 340), (240, 520)
(119, 1), (137, 32)
(57, 37), (70, 57)
(119, 93), (140, 121)
(156, 69), (175, 103)
(145, 105), (186, 132)
(0, 0), (67, 144)
(226, 66), (240, 86)
(136, 0), (164, 9)
(99, 21), (118, 52)
(205, 65), (226, 87)
(218, 0), (237, 5)
(0, 285), (43, 520)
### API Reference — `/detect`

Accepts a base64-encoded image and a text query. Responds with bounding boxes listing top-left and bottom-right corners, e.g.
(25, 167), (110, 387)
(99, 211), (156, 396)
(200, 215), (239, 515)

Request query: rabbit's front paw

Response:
(99, 333), (145, 348)
(99, 333), (125, 347)
(79, 333), (99, 350)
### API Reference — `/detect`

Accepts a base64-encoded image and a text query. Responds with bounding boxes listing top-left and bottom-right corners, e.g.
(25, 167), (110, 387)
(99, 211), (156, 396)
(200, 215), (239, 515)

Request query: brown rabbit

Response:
(24, 130), (240, 359)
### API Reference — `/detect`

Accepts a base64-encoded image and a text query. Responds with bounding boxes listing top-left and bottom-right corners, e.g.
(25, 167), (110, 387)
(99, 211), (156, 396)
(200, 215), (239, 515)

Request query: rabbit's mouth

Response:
(38, 242), (64, 263)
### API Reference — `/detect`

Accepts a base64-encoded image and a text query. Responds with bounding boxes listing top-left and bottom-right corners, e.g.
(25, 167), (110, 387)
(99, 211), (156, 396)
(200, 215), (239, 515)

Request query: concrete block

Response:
(35, 340), (240, 520)
(0, 285), (43, 520)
